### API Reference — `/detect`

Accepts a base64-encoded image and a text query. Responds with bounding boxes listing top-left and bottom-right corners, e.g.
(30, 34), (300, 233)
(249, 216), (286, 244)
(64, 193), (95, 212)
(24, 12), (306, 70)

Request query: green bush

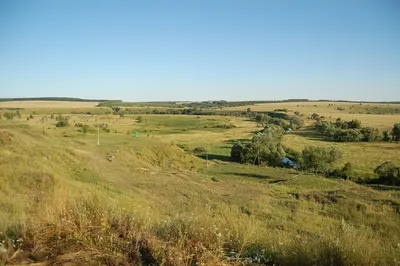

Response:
(56, 120), (69, 127)
(374, 162), (400, 186)
(192, 147), (207, 154)
(301, 146), (342, 174)
(230, 143), (243, 162)
(290, 115), (304, 130)
(55, 115), (69, 127)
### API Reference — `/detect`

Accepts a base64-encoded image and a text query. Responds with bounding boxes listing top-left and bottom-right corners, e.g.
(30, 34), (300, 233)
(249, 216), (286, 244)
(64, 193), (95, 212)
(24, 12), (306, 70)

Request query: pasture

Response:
(0, 101), (399, 265)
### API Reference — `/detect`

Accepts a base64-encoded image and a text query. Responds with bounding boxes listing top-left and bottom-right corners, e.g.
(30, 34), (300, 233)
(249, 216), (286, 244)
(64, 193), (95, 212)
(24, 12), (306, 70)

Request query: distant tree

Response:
(246, 108), (252, 112)
(392, 123), (400, 142)
(301, 146), (342, 174)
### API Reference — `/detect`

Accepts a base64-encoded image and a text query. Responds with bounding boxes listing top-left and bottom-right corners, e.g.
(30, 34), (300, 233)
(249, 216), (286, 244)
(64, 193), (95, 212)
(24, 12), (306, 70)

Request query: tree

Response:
(246, 108), (252, 112)
(301, 146), (342, 174)
(241, 126), (286, 166)
(392, 123), (400, 142)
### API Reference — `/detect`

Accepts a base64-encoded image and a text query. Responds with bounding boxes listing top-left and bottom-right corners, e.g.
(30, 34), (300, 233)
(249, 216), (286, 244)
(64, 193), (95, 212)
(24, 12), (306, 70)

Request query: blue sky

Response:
(0, 0), (399, 101)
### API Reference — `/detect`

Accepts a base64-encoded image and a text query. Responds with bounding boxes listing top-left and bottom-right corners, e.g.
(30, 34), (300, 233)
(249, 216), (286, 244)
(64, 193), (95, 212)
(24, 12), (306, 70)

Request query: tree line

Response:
(314, 118), (399, 142)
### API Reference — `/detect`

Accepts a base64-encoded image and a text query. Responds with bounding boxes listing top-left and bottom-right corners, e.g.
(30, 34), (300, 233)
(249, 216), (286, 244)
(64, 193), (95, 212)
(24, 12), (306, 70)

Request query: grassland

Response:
(0, 101), (399, 265)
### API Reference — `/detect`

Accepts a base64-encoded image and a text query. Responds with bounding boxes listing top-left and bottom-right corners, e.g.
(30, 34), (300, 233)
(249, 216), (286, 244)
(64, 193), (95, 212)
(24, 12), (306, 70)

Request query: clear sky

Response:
(0, 0), (399, 102)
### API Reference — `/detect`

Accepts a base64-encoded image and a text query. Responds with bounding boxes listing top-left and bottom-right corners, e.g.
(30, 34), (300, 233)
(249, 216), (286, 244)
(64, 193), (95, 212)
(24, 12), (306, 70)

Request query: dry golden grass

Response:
(0, 101), (99, 108)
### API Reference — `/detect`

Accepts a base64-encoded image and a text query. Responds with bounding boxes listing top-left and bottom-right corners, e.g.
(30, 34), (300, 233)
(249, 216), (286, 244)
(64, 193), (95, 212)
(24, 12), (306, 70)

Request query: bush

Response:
(290, 115), (304, 130)
(230, 143), (243, 162)
(382, 130), (391, 142)
(56, 120), (69, 127)
(331, 162), (355, 180)
(374, 162), (400, 186)
(301, 146), (342, 174)
(136, 116), (144, 123)
(392, 123), (400, 142)
(55, 115), (69, 127)
(360, 127), (382, 142)
(193, 147), (207, 154)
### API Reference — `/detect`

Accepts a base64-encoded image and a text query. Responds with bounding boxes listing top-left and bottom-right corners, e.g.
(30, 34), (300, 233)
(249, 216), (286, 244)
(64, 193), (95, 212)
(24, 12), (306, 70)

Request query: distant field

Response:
(222, 101), (400, 114)
(222, 101), (400, 129)
(0, 100), (99, 108)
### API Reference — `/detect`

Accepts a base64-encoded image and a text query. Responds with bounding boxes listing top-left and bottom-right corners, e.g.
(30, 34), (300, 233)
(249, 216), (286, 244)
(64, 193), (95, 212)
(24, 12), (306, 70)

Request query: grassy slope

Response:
(0, 108), (400, 265)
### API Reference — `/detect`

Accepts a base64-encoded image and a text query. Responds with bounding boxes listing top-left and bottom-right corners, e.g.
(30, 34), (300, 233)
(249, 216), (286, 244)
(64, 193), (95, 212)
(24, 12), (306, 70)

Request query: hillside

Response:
(1, 106), (399, 265)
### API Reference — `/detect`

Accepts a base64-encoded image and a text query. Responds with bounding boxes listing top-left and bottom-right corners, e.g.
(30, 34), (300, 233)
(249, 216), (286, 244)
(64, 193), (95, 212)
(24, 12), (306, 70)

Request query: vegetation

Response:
(374, 162), (400, 186)
(0, 100), (399, 265)
(314, 118), (396, 142)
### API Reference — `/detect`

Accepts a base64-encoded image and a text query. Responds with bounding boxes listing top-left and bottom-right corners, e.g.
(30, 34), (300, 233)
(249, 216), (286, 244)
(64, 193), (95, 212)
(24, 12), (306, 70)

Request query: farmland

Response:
(0, 100), (399, 265)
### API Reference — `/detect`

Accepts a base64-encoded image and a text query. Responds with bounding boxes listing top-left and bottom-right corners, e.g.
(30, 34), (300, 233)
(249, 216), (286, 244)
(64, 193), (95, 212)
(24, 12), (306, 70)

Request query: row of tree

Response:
(315, 119), (400, 142)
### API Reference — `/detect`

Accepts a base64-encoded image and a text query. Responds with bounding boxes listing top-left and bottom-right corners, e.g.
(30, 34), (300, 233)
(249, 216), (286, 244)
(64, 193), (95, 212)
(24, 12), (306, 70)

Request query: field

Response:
(0, 101), (400, 265)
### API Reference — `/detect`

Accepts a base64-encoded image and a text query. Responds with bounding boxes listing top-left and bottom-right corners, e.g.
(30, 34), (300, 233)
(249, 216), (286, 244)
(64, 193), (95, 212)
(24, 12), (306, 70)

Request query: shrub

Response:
(301, 146), (342, 174)
(374, 162), (400, 186)
(290, 115), (304, 130)
(331, 162), (355, 180)
(55, 115), (69, 127)
(192, 147), (207, 154)
(360, 127), (382, 142)
(56, 120), (69, 127)
(230, 143), (243, 162)
(382, 130), (391, 142)
(392, 123), (400, 142)
(136, 116), (144, 123)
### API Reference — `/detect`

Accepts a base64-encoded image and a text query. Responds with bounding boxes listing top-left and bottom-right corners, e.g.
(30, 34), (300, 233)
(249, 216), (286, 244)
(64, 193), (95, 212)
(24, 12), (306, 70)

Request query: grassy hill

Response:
(0, 103), (399, 265)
